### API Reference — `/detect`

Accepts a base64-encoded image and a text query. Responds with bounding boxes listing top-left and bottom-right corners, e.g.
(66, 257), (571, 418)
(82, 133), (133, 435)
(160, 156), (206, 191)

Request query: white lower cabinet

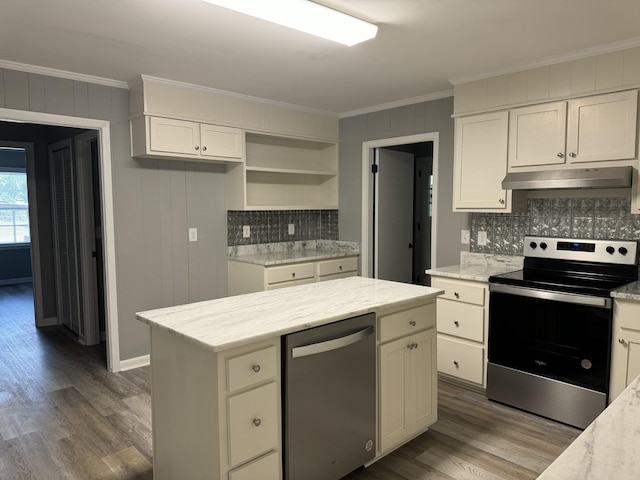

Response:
(431, 277), (488, 389)
(610, 299), (640, 401)
(228, 256), (358, 295)
(378, 302), (437, 454)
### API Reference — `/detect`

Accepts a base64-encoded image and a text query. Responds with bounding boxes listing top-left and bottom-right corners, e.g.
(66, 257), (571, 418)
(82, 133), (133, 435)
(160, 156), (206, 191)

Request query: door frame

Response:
(360, 132), (439, 278)
(0, 107), (120, 372)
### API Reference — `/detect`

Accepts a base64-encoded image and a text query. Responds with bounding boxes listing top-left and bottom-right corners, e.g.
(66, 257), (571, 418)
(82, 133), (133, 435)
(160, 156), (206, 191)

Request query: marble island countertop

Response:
(612, 280), (640, 301)
(136, 276), (442, 353)
(538, 374), (640, 479)
(426, 252), (524, 282)
(228, 240), (360, 266)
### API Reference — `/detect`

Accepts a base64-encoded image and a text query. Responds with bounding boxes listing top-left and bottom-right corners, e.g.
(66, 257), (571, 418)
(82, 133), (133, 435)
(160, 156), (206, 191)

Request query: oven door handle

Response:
(489, 283), (612, 308)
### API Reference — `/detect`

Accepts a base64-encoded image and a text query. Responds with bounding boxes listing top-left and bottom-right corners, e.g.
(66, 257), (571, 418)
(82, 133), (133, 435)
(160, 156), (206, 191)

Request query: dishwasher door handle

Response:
(291, 326), (374, 358)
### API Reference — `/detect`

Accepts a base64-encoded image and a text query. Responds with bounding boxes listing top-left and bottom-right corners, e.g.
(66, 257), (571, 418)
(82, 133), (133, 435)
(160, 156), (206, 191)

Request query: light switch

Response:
(189, 228), (198, 242)
(288, 223), (295, 235)
(461, 229), (470, 244)
(242, 225), (250, 238)
(478, 230), (487, 246)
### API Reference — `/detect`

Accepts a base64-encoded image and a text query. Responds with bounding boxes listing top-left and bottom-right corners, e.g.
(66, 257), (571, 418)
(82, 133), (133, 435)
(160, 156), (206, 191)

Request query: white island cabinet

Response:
(136, 277), (442, 480)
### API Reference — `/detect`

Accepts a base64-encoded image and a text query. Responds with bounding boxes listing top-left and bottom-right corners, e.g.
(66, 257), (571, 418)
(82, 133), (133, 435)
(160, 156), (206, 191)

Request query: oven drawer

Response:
(437, 299), (484, 342)
(437, 336), (484, 385)
(432, 278), (485, 306)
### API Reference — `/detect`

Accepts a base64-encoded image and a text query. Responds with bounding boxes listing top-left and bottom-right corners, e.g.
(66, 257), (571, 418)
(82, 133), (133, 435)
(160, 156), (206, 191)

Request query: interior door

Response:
(414, 157), (433, 285)
(375, 148), (414, 283)
(49, 139), (82, 335)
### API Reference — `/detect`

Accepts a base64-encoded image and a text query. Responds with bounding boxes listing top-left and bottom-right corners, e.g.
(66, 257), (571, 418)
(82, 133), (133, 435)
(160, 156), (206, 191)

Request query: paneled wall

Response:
(338, 96), (468, 269)
(0, 68), (228, 362)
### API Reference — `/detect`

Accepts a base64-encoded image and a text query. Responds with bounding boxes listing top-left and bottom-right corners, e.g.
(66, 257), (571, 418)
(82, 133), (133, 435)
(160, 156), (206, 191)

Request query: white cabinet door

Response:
(379, 328), (436, 453)
(200, 123), (244, 160)
(453, 112), (511, 211)
(610, 300), (640, 401)
(149, 116), (200, 155)
(566, 90), (638, 164)
(508, 102), (567, 168)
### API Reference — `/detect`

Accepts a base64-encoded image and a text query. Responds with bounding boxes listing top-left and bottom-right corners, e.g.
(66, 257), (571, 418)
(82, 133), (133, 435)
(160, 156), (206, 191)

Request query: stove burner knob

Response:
(540, 242), (547, 250)
(529, 241), (537, 249)
(619, 247), (628, 255)
(606, 246), (615, 255)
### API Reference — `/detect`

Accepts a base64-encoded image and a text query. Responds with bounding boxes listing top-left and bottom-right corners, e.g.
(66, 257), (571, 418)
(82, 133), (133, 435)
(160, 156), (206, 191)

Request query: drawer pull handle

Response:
(339, 265), (343, 270)
(454, 320), (459, 327)
(453, 360), (459, 368)
(251, 364), (261, 373)
(252, 418), (262, 427)
(291, 272), (296, 278)
(409, 320), (416, 327)
(619, 338), (626, 346)
(454, 292), (460, 298)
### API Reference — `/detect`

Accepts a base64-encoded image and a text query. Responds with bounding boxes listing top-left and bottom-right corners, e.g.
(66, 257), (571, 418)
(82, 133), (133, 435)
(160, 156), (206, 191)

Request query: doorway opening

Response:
(361, 132), (439, 285)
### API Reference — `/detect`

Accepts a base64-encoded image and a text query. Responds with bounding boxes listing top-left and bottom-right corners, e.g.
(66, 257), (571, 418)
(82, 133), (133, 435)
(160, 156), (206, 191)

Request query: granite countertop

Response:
(136, 276), (442, 353)
(538, 374), (640, 479)
(612, 280), (640, 301)
(228, 240), (360, 266)
(426, 252), (524, 282)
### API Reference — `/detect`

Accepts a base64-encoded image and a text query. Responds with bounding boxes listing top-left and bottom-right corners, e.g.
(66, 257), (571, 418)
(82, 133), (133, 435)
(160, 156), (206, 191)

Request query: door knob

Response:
(408, 243), (413, 249)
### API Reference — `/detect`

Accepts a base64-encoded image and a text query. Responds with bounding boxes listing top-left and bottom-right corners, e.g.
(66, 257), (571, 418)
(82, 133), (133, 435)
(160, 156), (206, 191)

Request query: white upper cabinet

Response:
(508, 90), (638, 170)
(453, 111), (523, 212)
(508, 102), (568, 168)
(566, 90), (638, 164)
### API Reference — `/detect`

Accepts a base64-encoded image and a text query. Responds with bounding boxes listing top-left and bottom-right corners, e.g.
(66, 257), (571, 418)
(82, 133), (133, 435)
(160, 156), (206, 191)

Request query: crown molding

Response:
(339, 89), (453, 118)
(449, 36), (640, 86)
(0, 59), (129, 89)
(136, 74), (339, 118)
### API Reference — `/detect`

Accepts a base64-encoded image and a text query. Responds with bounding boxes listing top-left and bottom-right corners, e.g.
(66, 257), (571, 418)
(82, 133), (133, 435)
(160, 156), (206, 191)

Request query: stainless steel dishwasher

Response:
(282, 312), (376, 480)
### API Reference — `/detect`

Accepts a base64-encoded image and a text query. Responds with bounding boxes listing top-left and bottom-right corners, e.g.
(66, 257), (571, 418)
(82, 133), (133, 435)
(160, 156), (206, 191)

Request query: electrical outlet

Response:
(188, 228), (198, 242)
(461, 229), (470, 244)
(288, 223), (295, 235)
(242, 225), (250, 238)
(478, 230), (487, 246)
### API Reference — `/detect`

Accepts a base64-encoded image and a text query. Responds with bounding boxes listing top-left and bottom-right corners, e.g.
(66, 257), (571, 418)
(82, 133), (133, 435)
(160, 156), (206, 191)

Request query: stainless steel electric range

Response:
(487, 235), (639, 429)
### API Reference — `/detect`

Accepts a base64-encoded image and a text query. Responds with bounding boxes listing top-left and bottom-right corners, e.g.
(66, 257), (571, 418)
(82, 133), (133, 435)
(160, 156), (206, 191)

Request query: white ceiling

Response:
(2, 0), (640, 115)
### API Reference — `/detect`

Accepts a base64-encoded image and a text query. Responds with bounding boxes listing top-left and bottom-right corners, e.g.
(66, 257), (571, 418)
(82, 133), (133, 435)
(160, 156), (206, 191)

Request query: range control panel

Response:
(523, 236), (639, 265)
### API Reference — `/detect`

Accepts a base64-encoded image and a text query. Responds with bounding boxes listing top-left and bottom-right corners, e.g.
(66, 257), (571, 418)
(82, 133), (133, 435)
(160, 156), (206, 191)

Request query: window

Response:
(0, 148), (30, 245)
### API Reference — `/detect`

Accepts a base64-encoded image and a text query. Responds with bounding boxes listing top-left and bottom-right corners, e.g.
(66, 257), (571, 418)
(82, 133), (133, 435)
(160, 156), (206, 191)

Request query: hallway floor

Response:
(0, 283), (579, 479)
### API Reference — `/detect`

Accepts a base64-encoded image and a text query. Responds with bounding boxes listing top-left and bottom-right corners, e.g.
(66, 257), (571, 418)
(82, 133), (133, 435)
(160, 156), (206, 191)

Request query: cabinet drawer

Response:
(228, 382), (279, 467)
(432, 278), (485, 306)
(437, 336), (484, 385)
(379, 303), (436, 343)
(227, 346), (277, 393)
(615, 300), (640, 331)
(317, 256), (358, 277)
(265, 263), (315, 285)
(229, 450), (279, 480)
(437, 299), (484, 342)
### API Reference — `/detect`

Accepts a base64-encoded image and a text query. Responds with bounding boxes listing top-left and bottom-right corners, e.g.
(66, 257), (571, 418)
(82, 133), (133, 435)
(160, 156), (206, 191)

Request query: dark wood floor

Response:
(0, 284), (580, 479)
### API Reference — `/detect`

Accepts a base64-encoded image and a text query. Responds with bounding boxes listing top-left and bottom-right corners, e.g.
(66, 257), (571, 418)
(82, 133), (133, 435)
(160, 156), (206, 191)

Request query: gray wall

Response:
(338, 96), (469, 270)
(0, 68), (228, 362)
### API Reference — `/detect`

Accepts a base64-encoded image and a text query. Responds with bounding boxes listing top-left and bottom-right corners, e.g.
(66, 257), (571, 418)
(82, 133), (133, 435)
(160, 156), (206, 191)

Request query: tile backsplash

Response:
(228, 210), (338, 246)
(471, 197), (640, 254)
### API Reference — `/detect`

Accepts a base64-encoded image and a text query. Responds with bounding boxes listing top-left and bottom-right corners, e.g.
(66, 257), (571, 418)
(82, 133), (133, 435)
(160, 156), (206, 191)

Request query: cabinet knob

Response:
(202, 146), (207, 152)
(413, 342), (418, 350)
(619, 338), (627, 345)
(339, 265), (343, 270)
(569, 152), (576, 158)
(251, 364), (261, 373)
(291, 272), (296, 278)
(498, 198), (505, 205)
(252, 418), (262, 427)
(454, 320), (459, 327)
(409, 320), (416, 327)
(557, 152), (564, 158)
(453, 360), (459, 368)
(407, 342), (418, 350)
(194, 145), (200, 151)
(454, 292), (460, 298)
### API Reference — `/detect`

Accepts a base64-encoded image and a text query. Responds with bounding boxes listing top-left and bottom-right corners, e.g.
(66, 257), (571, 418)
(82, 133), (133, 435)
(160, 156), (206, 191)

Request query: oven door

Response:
(488, 284), (612, 393)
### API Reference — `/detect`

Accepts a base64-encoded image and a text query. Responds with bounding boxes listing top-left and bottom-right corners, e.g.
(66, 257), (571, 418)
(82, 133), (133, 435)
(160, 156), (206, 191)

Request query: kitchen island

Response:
(136, 276), (443, 480)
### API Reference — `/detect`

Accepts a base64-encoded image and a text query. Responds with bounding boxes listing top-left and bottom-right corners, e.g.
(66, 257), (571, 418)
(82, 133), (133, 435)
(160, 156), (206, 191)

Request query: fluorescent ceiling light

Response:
(203, 0), (378, 46)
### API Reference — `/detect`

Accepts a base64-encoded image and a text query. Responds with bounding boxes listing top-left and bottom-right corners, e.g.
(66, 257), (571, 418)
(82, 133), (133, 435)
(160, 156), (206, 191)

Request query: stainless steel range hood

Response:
(501, 166), (633, 190)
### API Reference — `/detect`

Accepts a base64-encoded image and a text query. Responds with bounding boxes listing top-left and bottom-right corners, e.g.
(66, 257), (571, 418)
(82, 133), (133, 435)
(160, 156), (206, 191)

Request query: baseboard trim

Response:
(119, 354), (150, 371)
(0, 277), (33, 286)
(39, 316), (58, 327)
